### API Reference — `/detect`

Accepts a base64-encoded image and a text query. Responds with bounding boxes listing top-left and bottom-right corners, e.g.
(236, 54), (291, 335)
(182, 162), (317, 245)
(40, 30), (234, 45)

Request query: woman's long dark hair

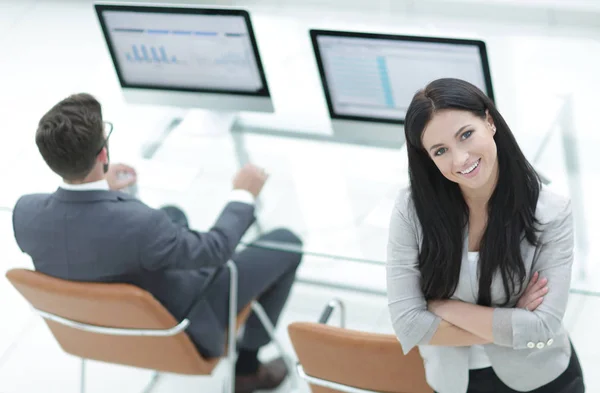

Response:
(404, 78), (541, 306)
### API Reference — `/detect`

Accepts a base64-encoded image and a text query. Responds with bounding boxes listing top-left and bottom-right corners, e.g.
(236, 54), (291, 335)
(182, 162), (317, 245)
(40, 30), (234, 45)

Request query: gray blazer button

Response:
(547, 339), (554, 346)
(527, 342), (535, 349)
(536, 342), (545, 349)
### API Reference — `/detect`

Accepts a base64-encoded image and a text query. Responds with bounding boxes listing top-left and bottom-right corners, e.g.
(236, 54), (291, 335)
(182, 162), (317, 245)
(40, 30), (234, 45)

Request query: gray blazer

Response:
(386, 185), (574, 393)
(12, 188), (255, 357)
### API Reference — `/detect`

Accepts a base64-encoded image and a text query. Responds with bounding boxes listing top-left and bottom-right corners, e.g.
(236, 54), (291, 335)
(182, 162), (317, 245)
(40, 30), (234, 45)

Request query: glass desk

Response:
(0, 106), (595, 298)
(113, 115), (594, 298)
(125, 122), (405, 296)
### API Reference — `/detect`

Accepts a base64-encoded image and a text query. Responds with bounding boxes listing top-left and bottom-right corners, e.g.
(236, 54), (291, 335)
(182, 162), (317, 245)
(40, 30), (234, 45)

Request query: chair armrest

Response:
(34, 308), (190, 336)
(536, 168), (551, 185)
(317, 298), (346, 328)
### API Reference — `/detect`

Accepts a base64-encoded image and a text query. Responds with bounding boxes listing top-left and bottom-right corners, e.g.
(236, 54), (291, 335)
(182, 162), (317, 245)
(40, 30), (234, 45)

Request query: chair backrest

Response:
(288, 322), (433, 393)
(5, 268), (218, 375)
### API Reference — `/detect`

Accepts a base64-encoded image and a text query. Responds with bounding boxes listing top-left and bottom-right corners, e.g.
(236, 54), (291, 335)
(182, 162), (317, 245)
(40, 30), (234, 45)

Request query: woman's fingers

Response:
(526, 296), (545, 312)
(528, 275), (547, 297)
(517, 273), (548, 310)
(530, 285), (549, 301)
(525, 271), (539, 292)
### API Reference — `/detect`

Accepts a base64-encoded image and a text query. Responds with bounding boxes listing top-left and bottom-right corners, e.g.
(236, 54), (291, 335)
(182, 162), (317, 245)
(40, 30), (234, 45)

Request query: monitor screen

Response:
(95, 5), (270, 97)
(310, 30), (494, 124)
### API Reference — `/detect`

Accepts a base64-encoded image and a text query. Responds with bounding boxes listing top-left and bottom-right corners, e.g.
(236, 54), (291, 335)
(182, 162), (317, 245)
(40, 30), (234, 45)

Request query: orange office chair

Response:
(6, 261), (296, 393)
(288, 299), (432, 393)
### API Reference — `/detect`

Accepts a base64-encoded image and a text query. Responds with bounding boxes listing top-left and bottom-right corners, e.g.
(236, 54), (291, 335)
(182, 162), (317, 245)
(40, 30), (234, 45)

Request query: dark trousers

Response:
(436, 342), (584, 393)
(204, 228), (302, 351)
(160, 206), (302, 352)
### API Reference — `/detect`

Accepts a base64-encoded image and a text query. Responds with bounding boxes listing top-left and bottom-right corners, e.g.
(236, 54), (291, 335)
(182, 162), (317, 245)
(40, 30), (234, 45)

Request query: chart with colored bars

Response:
(126, 44), (178, 64)
(319, 36), (486, 121)
(327, 54), (396, 110)
(106, 23), (263, 91)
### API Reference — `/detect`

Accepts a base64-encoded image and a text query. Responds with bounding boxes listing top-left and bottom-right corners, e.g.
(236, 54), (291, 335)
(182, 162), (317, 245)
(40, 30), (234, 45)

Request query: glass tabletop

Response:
(3, 107), (598, 297)
(113, 113), (597, 297)
(124, 120), (407, 266)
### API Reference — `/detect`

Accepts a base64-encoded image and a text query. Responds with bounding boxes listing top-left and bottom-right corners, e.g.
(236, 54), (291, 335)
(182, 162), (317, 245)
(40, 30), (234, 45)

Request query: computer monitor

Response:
(94, 3), (273, 113)
(310, 30), (495, 146)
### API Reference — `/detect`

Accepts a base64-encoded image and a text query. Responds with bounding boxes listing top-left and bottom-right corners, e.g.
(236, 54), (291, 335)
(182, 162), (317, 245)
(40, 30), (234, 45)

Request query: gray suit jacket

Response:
(387, 185), (573, 393)
(12, 187), (255, 357)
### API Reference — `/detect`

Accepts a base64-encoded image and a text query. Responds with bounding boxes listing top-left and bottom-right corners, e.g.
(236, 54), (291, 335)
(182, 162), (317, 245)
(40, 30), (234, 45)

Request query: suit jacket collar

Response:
(52, 187), (134, 203)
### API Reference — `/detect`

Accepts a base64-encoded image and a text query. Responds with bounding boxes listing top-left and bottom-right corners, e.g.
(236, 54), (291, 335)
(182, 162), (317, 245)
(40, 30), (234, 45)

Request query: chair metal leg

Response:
(250, 301), (298, 390)
(225, 260), (239, 393)
(80, 358), (160, 393)
(80, 358), (86, 393)
(140, 372), (161, 393)
(224, 261), (297, 392)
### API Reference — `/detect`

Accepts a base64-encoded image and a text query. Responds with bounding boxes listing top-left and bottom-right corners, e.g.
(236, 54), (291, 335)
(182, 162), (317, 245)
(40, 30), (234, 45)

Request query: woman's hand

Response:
(516, 271), (548, 311)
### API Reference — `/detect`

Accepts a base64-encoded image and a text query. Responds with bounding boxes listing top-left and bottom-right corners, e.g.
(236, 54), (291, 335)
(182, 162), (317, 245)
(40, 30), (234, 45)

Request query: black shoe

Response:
(235, 357), (288, 393)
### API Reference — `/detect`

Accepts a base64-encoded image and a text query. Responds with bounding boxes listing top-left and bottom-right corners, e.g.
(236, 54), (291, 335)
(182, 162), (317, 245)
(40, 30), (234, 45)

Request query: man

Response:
(12, 93), (303, 393)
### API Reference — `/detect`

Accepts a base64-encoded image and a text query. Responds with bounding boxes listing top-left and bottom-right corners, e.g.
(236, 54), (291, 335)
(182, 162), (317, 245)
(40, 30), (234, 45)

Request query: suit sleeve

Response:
(140, 201), (255, 270)
(492, 200), (574, 349)
(12, 196), (26, 253)
(387, 191), (442, 354)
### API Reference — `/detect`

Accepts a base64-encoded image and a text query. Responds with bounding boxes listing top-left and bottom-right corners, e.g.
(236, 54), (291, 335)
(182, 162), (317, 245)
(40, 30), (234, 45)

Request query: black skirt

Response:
(436, 342), (585, 393)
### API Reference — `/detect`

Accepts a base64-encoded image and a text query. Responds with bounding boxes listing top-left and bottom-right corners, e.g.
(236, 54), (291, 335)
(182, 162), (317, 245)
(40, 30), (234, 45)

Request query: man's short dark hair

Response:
(36, 93), (105, 181)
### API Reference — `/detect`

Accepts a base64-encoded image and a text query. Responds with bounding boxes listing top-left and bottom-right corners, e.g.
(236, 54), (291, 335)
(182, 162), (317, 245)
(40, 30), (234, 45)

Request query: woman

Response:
(386, 78), (584, 393)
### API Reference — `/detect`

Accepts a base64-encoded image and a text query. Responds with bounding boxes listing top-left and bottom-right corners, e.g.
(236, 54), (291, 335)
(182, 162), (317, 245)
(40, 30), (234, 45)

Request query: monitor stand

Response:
(141, 109), (239, 159)
(229, 114), (406, 150)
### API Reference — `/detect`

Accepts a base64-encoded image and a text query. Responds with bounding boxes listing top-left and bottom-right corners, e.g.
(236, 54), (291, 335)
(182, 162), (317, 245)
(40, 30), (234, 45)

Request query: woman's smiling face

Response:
(421, 109), (498, 192)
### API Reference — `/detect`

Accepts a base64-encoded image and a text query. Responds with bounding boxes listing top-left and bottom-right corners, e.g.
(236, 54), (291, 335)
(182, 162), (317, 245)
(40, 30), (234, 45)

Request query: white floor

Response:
(2, 1), (600, 392)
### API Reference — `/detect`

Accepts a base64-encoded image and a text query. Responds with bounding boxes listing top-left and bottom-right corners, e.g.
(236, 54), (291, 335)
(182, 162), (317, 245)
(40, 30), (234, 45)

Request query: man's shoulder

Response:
(13, 192), (52, 211)
(13, 189), (158, 218)
(16, 192), (52, 201)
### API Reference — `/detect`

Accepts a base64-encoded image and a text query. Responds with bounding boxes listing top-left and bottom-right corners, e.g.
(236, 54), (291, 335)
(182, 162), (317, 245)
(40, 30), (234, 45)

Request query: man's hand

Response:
(516, 271), (548, 311)
(106, 163), (137, 191)
(232, 163), (268, 198)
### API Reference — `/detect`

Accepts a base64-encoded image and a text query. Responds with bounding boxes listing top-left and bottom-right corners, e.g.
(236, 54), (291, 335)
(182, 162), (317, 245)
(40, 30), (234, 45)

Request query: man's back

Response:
(12, 187), (255, 322)
(14, 93), (306, 386)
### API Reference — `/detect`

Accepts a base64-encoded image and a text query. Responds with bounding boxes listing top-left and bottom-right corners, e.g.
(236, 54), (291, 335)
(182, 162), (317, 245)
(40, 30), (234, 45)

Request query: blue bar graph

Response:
(141, 45), (150, 62)
(132, 45), (142, 61)
(376, 56), (395, 108)
(151, 47), (160, 62)
(159, 47), (168, 62)
(126, 45), (178, 64)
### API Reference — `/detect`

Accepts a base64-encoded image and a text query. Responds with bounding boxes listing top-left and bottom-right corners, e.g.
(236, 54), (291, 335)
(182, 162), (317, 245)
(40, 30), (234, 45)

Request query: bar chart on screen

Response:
(326, 54), (395, 110)
(113, 28), (253, 70)
(113, 27), (251, 67)
(106, 18), (263, 90)
(125, 44), (180, 64)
